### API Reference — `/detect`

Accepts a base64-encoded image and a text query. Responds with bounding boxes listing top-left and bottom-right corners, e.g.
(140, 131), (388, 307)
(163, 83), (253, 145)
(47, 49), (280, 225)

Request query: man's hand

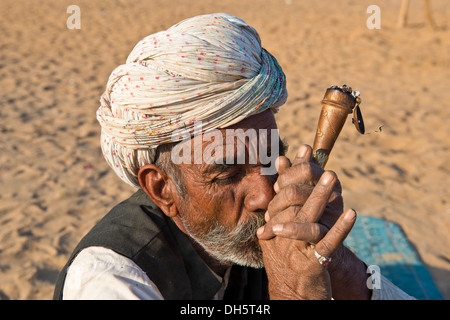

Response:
(258, 144), (371, 300)
(263, 144), (342, 233)
(258, 170), (356, 299)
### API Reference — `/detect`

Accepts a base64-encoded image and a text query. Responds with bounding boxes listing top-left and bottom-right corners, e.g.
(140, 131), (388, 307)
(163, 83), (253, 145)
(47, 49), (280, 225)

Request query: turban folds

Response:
(97, 13), (288, 188)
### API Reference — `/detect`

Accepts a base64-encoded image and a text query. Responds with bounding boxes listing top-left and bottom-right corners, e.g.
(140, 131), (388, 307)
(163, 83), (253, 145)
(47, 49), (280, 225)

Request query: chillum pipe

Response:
(312, 86), (358, 168)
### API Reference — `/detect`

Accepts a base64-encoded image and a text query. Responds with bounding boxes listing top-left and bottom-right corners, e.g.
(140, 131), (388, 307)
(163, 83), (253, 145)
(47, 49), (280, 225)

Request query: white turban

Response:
(97, 13), (288, 188)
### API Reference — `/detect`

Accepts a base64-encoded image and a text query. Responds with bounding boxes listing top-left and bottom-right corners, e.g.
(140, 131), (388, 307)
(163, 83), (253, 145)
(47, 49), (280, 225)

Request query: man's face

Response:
(171, 110), (283, 268)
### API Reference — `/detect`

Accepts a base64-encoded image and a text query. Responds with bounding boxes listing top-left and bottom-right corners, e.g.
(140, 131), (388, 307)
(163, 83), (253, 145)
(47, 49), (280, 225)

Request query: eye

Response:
(212, 172), (240, 185)
(211, 166), (243, 185)
(212, 175), (237, 185)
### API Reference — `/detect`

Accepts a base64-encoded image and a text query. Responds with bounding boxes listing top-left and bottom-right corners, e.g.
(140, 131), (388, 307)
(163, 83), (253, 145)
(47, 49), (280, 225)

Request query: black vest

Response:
(53, 189), (268, 300)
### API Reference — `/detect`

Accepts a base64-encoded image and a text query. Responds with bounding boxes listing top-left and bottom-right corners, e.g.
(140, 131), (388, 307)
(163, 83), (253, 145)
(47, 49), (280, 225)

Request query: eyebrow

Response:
(202, 137), (288, 175)
(202, 163), (236, 176)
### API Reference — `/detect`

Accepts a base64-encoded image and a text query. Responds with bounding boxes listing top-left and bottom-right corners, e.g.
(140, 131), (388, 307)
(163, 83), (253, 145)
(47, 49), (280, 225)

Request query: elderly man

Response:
(54, 13), (414, 300)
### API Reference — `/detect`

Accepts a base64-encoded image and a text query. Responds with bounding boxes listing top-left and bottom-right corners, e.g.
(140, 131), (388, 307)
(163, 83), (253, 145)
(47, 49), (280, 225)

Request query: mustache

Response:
(203, 211), (266, 248)
(231, 211), (266, 245)
(185, 211), (266, 268)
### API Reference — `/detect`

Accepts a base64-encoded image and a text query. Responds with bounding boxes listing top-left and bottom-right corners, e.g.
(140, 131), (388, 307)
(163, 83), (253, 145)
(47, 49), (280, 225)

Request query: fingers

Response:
(286, 171), (337, 223)
(258, 206), (301, 239)
(275, 144), (312, 173)
(274, 145), (342, 195)
(267, 183), (342, 221)
(258, 171), (337, 239)
(292, 144), (313, 166)
(273, 156), (291, 193)
(275, 155), (291, 174)
(274, 145), (312, 193)
(314, 209), (357, 259)
(276, 164), (341, 194)
(271, 222), (328, 242)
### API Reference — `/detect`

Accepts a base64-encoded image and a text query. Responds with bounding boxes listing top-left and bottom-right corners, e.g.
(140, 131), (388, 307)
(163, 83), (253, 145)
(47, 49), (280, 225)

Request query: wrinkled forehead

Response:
(225, 109), (277, 132)
(205, 112), (278, 159)
(173, 110), (281, 167)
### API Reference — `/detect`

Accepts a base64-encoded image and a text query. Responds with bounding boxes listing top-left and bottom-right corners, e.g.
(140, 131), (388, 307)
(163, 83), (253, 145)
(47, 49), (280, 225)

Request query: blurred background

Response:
(0, 0), (449, 299)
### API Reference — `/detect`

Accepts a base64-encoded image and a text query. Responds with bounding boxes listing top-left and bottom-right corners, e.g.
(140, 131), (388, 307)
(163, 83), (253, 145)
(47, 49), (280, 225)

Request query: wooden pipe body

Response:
(312, 87), (357, 168)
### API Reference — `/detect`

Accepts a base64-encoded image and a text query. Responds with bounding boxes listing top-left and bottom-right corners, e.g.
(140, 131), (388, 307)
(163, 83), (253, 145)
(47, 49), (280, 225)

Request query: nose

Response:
(243, 170), (276, 213)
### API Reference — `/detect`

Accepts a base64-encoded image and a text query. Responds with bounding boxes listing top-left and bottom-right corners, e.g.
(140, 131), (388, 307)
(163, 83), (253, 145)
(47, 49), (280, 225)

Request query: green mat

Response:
(344, 215), (444, 300)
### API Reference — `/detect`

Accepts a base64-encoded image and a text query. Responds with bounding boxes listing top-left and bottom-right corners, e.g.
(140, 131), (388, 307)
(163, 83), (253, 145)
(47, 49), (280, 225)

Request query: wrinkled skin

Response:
(139, 110), (371, 299)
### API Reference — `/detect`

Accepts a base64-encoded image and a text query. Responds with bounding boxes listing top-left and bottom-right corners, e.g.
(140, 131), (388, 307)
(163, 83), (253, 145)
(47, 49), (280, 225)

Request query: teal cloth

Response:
(344, 215), (444, 300)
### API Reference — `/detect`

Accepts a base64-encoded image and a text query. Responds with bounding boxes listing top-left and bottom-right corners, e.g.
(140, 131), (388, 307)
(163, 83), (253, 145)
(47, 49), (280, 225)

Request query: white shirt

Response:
(62, 246), (415, 300)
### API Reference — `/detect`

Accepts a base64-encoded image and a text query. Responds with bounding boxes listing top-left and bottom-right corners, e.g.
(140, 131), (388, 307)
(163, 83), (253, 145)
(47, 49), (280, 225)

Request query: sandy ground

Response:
(0, 0), (449, 300)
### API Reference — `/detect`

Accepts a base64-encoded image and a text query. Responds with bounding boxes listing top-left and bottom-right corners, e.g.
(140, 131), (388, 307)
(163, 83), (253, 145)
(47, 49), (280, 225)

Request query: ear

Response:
(138, 164), (179, 218)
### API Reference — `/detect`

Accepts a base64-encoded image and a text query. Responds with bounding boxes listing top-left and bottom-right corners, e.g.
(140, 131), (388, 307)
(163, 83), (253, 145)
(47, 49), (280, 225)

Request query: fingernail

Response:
(265, 211), (270, 222)
(297, 145), (308, 158)
(321, 172), (334, 185)
(274, 182), (279, 193)
(257, 226), (265, 235)
(344, 209), (356, 221)
(272, 224), (283, 234)
(275, 157), (280, 172)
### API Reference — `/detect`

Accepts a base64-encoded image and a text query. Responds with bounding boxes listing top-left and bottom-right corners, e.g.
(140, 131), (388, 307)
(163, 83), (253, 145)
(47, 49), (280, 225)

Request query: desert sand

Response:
(0, 0), (449, 300)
